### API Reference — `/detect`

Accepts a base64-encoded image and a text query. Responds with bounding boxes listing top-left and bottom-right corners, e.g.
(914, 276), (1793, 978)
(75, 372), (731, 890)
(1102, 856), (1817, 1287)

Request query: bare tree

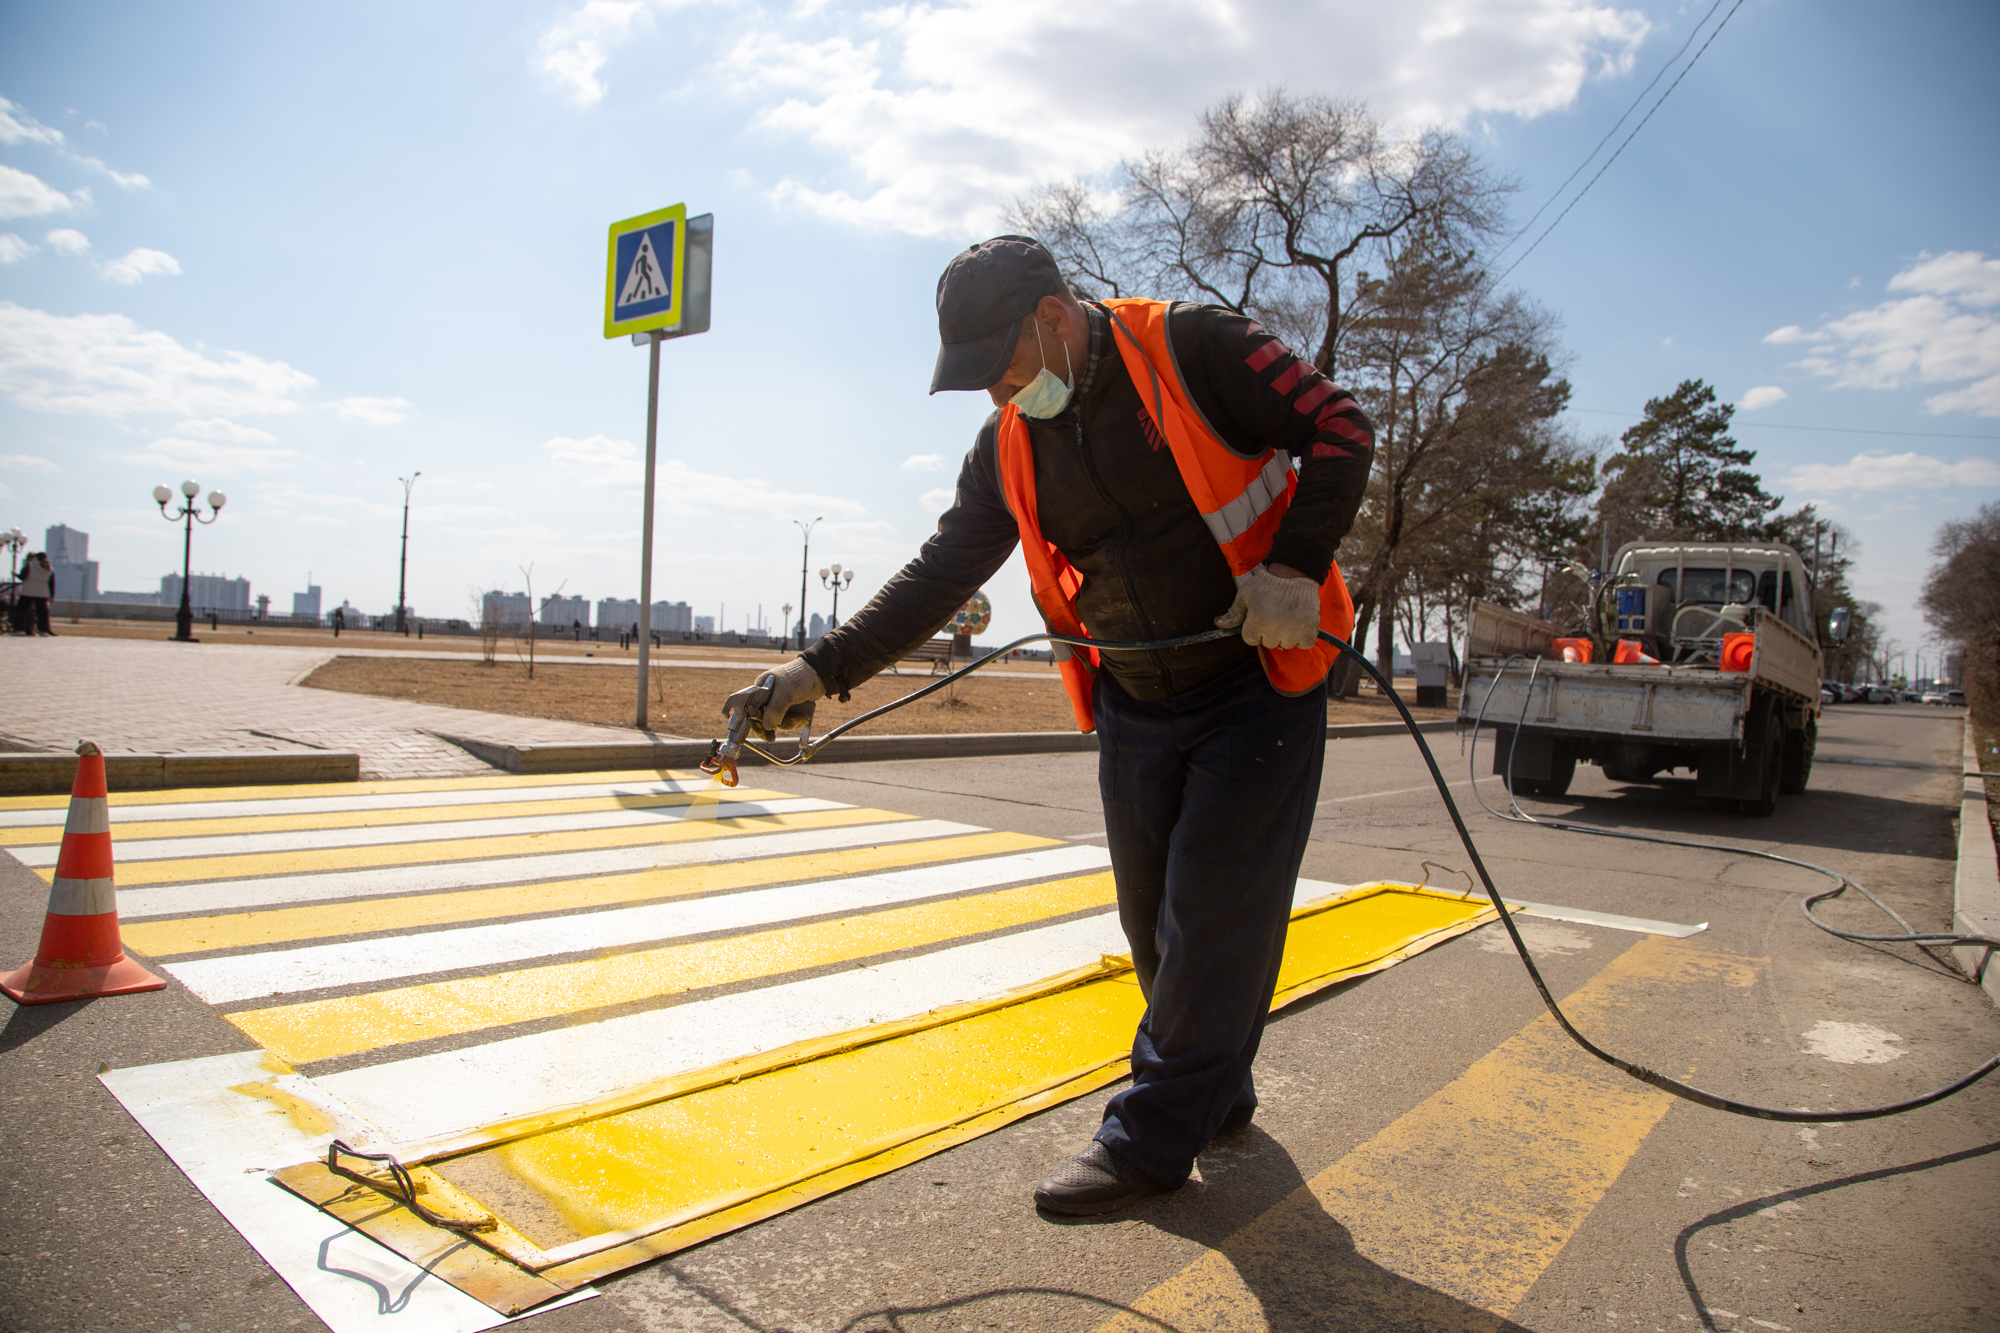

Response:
(1013, 90), (1511, 375)
(1922, 501), (2000, 716)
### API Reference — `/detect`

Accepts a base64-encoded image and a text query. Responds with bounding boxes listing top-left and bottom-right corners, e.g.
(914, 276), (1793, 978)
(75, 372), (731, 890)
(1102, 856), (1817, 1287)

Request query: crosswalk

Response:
(6, 768), (1504, 1325)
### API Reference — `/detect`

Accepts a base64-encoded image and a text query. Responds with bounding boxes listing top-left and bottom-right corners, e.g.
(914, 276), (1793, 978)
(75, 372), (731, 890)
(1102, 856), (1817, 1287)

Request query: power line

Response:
(1572, 408), (2000, 441)
(1492, 0), (1729, 263)
(1498, 0), (1749, 284)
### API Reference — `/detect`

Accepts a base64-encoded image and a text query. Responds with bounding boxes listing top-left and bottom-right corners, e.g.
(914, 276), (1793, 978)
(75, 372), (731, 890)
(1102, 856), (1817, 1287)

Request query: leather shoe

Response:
(1032, 1142), (1168, 1216)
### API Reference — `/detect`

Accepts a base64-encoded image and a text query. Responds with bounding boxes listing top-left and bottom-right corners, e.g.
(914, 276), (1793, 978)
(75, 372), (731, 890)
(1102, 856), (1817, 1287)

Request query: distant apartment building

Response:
(693, 615), (715, 633)
(160, 571), (251, 613)
(593, 598), (692, 633)
(293, 584), (322, 619)
(44, 523), (99, 602)
(807, 612), (828, 642)
(481, 590), (531, 627)
(538, 594), (591, 628)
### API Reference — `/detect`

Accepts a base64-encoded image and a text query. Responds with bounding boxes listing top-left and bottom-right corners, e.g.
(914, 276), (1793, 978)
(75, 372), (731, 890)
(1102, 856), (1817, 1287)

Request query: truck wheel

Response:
(1738, 722), (1782, 817)
(1780, 717), (1816, 795)
(1514, 753), (1576, 798)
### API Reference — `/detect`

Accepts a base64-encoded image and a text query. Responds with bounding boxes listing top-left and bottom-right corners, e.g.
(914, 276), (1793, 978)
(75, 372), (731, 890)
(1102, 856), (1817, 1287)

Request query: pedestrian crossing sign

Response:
(604, 203), (687, 338)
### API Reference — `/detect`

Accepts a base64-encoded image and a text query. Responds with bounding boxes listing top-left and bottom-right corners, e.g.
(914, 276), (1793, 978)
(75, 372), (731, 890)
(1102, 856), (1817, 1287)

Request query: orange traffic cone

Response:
(1, 741), (165, 1004)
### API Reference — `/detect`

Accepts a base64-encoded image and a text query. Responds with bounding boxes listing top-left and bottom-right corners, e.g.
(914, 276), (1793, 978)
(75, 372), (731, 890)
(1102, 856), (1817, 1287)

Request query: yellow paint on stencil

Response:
(1096, 935), (1761, 1331)
(0, 786), (798, 847)
(227, 1077), (336, 1137)
(232, 870), (1118, 1064)
(413, 887), (1497, 1262)
(0, 767), (718, 812)
(123, 831), (1056, 956)
(96, 806), (914, 887)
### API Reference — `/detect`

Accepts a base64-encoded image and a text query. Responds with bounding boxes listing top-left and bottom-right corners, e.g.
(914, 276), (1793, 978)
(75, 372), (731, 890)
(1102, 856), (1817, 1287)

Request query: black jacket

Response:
(805, 302), (1374, 702)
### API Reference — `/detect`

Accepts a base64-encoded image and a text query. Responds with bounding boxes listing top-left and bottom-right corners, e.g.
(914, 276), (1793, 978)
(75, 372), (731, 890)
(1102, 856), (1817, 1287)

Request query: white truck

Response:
(1456, 542), (1830, 816)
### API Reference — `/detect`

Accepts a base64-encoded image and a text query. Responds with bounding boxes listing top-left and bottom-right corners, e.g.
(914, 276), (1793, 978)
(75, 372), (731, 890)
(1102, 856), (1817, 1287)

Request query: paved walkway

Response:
(2, 638), (650, 779)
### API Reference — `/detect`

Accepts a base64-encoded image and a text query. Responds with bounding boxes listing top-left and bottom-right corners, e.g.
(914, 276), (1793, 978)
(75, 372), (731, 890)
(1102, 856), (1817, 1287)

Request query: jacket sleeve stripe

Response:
(1244, 341), (1286, 373)
(1292, 380), (1336, 415)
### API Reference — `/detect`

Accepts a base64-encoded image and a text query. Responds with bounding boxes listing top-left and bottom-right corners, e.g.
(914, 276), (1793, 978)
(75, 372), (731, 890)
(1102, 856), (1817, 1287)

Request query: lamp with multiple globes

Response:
(154, 480), (225, 643)
(819, 562), (855, 630)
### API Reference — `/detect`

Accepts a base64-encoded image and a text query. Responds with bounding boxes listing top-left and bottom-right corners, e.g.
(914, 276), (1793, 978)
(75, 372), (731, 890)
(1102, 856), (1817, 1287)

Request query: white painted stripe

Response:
(1514, 901), (1707, 938)
(166, 844), (1116, 1005)
(48, 876), (116, 916)
(64, 797), (109, 837)
(0, 777), (723, 829)
(98, 1051), (596, 1332)
(115, 819), (985, 920)
(10, 796), (847, 867)
(319, 912), (1132, 1147)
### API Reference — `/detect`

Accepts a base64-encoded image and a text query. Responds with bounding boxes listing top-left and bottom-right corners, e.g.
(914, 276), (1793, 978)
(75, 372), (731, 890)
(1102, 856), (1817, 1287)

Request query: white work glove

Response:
(1215, 564), (1321, 650)
(721, 657), (826, 741)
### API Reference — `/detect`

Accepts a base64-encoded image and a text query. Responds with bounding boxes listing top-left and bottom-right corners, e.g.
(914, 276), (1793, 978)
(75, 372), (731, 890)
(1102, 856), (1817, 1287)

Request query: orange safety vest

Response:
(997, 298), (1355, 732)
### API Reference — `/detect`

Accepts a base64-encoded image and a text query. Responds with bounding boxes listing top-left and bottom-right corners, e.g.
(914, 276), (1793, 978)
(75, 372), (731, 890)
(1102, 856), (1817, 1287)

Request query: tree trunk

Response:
(1375, 565), (1398, 698)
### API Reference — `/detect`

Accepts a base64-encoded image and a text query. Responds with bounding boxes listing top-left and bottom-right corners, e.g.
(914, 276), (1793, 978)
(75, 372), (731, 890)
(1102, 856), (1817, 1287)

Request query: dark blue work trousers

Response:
(1090, 656), (1327, 1187)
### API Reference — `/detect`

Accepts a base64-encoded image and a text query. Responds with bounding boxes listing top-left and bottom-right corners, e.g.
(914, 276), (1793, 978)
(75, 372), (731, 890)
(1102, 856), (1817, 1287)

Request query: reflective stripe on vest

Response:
(1206, 452), (1294, 549)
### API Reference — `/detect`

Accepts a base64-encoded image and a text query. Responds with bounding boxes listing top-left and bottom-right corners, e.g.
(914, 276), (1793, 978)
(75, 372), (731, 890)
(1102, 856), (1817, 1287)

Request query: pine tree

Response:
(1597, 379), (1782, 544)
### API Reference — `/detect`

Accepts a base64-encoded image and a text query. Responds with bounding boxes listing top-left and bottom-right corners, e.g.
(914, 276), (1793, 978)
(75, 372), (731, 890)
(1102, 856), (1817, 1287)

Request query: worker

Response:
(722, 235), (1374, 1215)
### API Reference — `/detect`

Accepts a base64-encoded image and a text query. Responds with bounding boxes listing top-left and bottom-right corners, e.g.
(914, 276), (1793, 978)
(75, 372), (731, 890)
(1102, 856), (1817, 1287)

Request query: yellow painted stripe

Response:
(0, 768), (719, 812)
(92, 807), (915, 887)
(0, 786), (799, 846)
(232, 870), (1120, 1064)
(123, 831), (1056, 956)
(371, 888), (1493, 1273)
(1096, 935), (1760, 1330)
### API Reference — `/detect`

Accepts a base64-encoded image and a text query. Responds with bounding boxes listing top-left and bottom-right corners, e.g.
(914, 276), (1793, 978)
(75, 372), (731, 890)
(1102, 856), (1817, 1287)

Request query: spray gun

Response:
(700, 672), (814, 788)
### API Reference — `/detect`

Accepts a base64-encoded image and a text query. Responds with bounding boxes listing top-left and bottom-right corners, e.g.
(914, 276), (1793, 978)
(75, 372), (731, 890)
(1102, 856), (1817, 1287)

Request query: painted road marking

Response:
(9, 795), (843, 864)
(123, 830), (1055, 954)
(115, 817), (987, 918)
(0, 775), (726, 829)
(164, 844), (1115, 1004)
(229, 870), (1119, 1064)
(1097, 934), (1759, 1330)
(0, 766), (723, 813)
(96, 806), (913, 886)
(0, 784), (803, 845)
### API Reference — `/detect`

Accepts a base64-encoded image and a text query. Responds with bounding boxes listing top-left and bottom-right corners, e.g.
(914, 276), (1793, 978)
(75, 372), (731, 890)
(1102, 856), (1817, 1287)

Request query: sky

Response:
(0, 0), (1995, 673)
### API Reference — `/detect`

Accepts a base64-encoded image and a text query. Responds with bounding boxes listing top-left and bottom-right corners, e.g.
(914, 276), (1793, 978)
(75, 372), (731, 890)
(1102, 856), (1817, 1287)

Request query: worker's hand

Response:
(722, 657), (825, 741)
(1215, 563), (1321, 650)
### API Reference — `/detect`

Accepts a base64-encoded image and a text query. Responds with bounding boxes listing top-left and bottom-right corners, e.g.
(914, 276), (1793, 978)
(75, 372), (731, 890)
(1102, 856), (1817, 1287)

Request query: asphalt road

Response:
(2, 702), (1994, 1332)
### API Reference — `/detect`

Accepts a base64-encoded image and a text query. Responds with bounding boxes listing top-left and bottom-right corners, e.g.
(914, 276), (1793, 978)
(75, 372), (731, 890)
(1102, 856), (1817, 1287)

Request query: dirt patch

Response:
(301, 656), (1457, 739)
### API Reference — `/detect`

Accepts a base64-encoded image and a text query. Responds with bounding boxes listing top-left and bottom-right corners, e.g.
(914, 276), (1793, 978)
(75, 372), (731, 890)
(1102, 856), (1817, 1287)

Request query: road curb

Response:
(0, 750), (361, 795)
(441, 717), (1460, 776)
(1954, 720), (2000, 1006)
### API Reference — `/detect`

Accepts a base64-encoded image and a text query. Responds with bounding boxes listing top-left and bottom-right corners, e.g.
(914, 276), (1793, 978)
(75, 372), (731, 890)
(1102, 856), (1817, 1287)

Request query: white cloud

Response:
(0, 452), (57, 473)
(99, 247), (180, 284)
(0, 164), (78, 220)
(0, 233), (31, 263)
(541, 0), (1647, 237)
(536, 0), (650, 106)
(45, 227), (89, 255)
(918, 486), (956, 512)
(334, 395), (412, 425)
(1739, 385), (1787, 411)
(0, 97), (64, 147)
(543, 434), (865, 516)
(1785, 451), (2000, 494)
(71, 156), (148, 190)
(0, 303), (316, 417)
(901, 453), (945, 470)
(174, 417), (279, 443)
(112, 435), (305, 475)
(1768, 250), (2000, 417)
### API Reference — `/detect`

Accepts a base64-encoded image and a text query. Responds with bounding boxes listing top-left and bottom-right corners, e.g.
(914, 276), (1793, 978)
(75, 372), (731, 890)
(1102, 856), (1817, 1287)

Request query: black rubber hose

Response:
(730, 627), (2000, 1122)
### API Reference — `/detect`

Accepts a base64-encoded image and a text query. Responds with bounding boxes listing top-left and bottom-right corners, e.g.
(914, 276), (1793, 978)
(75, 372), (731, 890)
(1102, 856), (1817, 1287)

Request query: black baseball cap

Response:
(929, 235), (1066, 394)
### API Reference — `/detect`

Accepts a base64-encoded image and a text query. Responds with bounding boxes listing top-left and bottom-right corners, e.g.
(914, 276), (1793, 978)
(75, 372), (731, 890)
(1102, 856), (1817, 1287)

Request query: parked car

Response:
(1949, 689), (1966, 706)
(1821, 683), (1842, 706)
(1922, 691), (1947, 705)
(1859, 683), (1897, 704)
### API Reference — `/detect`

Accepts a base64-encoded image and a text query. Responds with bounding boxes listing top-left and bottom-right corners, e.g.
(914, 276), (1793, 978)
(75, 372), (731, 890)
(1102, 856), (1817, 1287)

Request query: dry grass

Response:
(302, 655), (1457, 738)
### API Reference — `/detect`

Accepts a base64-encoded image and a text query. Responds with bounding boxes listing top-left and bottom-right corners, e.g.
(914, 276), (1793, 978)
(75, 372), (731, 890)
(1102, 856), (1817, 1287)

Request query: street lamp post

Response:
(779, 604), (792, 656)
(1, 527), (24, 632)
(793, 516), (821, 650)
(819, 563), (855, 629)
(154, 480), (225, 643)
(396, 472), (420, 635)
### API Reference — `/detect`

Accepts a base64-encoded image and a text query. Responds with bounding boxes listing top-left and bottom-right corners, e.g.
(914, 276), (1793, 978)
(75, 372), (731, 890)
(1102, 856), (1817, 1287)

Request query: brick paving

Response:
(2, 637), (657, 779)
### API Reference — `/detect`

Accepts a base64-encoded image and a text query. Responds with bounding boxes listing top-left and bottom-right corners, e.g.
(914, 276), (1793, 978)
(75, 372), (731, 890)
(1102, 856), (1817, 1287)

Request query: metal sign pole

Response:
(636, 330), (662, 730)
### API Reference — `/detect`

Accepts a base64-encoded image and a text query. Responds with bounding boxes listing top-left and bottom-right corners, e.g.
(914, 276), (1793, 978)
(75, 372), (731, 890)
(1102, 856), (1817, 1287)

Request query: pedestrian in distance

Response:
(17, 552), (55, 636)
(721, 235), (1375, 1216)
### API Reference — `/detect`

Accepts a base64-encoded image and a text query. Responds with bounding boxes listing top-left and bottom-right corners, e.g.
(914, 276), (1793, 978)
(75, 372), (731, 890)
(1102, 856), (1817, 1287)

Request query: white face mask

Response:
(1009, 320), (1075, 419)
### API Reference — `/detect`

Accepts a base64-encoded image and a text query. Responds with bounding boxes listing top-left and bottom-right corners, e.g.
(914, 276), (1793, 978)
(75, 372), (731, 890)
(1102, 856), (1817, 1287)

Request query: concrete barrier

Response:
(1953, 721), (2000, 1006)
(0, 750), (360, 795)
(443, 718), (1458, 776)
